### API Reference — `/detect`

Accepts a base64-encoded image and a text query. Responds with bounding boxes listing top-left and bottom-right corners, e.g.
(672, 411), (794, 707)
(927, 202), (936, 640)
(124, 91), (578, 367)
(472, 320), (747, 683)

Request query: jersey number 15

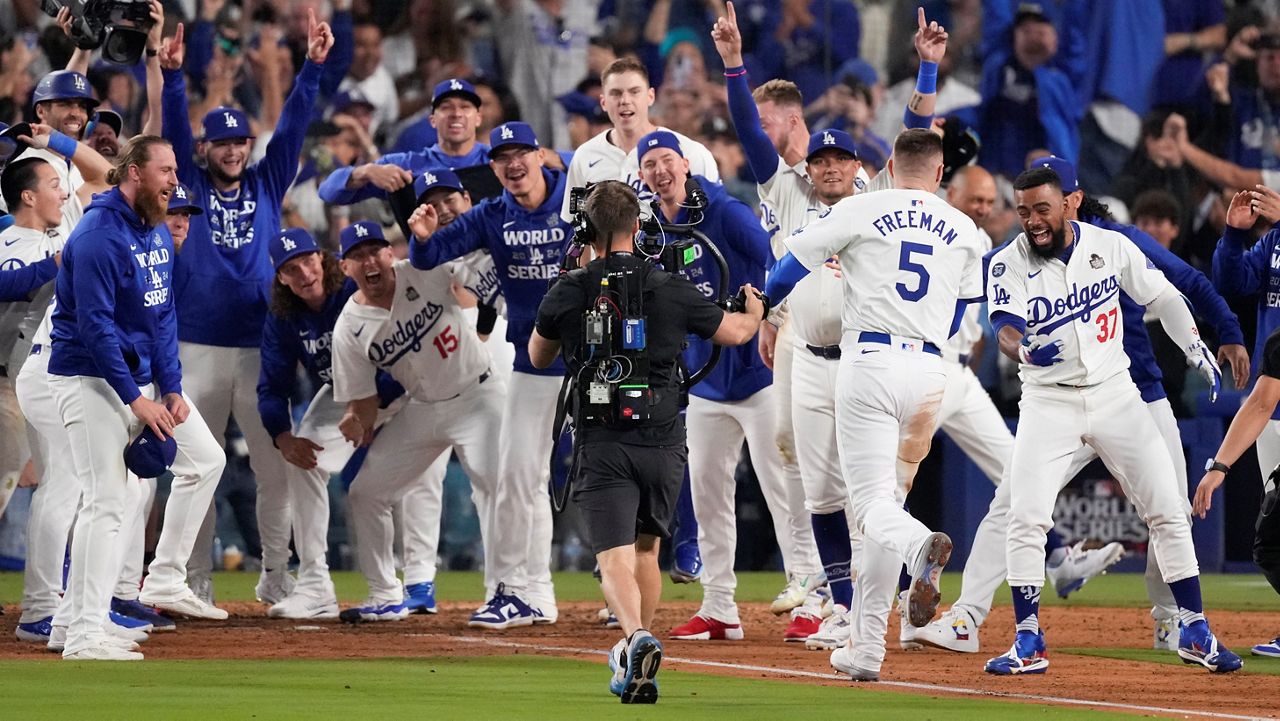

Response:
(896, 242), (932, 302)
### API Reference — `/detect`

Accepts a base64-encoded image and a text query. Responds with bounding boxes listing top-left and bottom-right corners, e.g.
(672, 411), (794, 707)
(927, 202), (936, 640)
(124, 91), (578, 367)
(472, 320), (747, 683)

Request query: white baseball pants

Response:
(937, 362), (1013, 484)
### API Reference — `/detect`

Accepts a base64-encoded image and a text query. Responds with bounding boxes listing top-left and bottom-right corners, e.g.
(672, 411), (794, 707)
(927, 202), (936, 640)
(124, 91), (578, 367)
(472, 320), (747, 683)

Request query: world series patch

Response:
(1089, 254), (1104, 269)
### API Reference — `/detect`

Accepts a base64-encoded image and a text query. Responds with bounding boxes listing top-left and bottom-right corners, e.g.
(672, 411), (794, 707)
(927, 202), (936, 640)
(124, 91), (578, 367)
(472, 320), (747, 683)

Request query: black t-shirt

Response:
(535, 252), (724, 445)
(1263, 328), (1280, 379)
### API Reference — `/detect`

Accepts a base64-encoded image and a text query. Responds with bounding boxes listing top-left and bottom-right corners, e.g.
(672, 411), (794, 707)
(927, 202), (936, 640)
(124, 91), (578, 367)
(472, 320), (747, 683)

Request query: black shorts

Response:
(573, 441), (687, 555)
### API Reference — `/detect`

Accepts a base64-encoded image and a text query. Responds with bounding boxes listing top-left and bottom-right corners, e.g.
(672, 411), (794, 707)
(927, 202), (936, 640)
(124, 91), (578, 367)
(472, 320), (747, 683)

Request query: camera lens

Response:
(101, 26), (148, 64)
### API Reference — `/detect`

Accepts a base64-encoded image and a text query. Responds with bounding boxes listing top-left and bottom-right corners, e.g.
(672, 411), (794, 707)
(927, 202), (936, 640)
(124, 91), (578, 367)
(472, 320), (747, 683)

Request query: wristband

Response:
(903, 108), (932, 129)
(146, 47), (159, 57)
(47, 131), (78, 160)
(723, 65), (747, 78)
(915, 61), (938, 94)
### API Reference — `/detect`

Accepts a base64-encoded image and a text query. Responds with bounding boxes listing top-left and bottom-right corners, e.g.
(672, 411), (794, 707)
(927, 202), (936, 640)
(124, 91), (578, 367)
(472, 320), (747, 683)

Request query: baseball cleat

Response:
(1046, 541), (1125, 599)
(63, 642), (143, 661)
(403, 582), (437, 614)
(139, 588), (229, 620)
(530, 601), (558, 625)
(985, 630), (1049, 675)
(48, 626), (140, 654)
(468, 584), (535, 630)
(597, 606), (621, 629)
(669, 614), (744, 641)
(907, 532), (952, 627)
(913, 607), (980, 653)
(255, 568), (297, 606)
(1153, 615), (1179, 651)
(268, 591), (340, 620)
(105, 619), (149, 644)
(111, 598), (176, 632)
(804, 604), (850, 651)
(109, 610), (153, 634)
(670, 541), (703, 584)
(1252, 637), (1280, 657)
(188, 572), (215, 605)
(771, 572), (826, 615)
(620, 631), (662, 704)
(341, 600), (409, 623)
(16, 616), (53, 643)
(898, 590), (923, 650)
(830, 646), (879, 681)
(1177, 620), (1243, 673)
(784, 612), (821, 642)
(608, 637), (628, 696)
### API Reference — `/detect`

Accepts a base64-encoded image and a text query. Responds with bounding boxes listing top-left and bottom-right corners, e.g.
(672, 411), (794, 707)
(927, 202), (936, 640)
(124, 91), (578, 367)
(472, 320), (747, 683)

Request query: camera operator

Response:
(528, 180), (764, 704)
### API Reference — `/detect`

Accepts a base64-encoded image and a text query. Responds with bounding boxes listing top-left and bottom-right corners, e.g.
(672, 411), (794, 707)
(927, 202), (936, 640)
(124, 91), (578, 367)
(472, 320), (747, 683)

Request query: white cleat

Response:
(913, 607), (980, 653)
(63, 642), (144, 661)
(255, 568), (297, 605)
(1046, 541), (1124, 599)
(268, 591), (340, 620)
(897, 590), (923, 650)
(47, 626), (140, 653)
(771, 573), (826, 615)
(1154, 615), (1180, 651)
(139, 588), (230, 620)
(830, 645), (879, 681)
(804, 604), (851, 651)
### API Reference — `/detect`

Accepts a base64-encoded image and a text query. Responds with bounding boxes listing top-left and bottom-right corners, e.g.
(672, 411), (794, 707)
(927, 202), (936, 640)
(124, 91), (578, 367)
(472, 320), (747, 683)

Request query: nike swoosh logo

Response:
(130, 244), (138, 250)
(353, 325), (366, 337)
(3, 239), (18, 246)
(588, 159), (603, 168)
(503, 221), (517, 229)
(1029, 270), (1042, 278)
(860, 349), (879, 354)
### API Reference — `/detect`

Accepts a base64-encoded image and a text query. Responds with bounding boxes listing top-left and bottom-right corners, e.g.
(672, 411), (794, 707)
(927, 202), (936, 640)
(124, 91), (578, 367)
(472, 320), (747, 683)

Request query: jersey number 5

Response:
(1095, 307), (1118, 343)
(433, 325), (459, 359)
(896, 242), (932, 302)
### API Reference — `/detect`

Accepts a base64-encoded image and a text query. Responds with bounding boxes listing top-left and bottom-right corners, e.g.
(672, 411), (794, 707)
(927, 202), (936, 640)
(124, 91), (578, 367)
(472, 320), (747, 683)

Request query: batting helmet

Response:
(32, 70), (97, 109)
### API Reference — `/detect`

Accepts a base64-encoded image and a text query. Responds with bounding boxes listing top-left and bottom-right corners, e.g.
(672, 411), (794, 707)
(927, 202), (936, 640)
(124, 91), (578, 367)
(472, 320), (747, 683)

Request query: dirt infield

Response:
(3, 601), (1276, 717)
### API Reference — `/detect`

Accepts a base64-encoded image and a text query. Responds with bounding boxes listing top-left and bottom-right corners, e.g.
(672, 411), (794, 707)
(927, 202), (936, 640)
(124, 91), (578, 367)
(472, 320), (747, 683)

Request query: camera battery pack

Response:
(584, 310), (605, 346)
(622, 317), (646, 350)
(588, 381), (610, 405)
(615, 384), (651, 421)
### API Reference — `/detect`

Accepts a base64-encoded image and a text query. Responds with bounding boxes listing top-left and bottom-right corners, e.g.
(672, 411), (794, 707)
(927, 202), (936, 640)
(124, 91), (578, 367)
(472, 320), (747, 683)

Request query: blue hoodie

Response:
(409, 167), (569, 375)
(49, 188), (181, 405)
(318, 143), (492, 206)
(1213, 222), (1280, 418)
(659, 176), (773, 402)
(0, 257), (59, 302)
(163, 61), (322, 348)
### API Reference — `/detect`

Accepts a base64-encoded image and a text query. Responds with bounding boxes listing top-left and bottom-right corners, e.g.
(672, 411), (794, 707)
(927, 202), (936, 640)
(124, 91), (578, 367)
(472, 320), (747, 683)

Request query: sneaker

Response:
(607, 637), (628, 696)
(906, 532), (952, 627)
(669, 614), (743, 641)
(1153, 615), (1179, 651)
(49, 626), (140, 654)
(1252, 637), (1280, 657)
(189, 572), (215, 605)
(804, 604), (851, 651)
(268, 591), (340, 620)
(898, 589), (922, 650)
(1177, 620), (1243, 673)
(139, 588), (230, 620)
(620, 630), (662, 704)
(770, 572), (826, 615)
(784, 612), (821, 642)
(531, 600), (558, 625)
(669, 541), (702, 584)
(404, 582), (437, 614)
(255, 568), (296, 605)
(109, 611), (153, 634)
(111, 598), (176, 632)
(597, 607), (621, 629)
(105, 619), (149, 644)
(1046, 541), (1124, 599)
(985, 630), (1049, 675)
(913, 607), (980, 653)
(63, 642), (143, 661)
(830, 645), (879, 681)
(468, 584), (535, 630)
(16, 616), (53, 642)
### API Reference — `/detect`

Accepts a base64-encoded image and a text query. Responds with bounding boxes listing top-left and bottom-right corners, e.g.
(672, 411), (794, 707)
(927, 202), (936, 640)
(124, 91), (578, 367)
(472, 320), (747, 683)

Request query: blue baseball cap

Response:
(1029, 155), (1078, 193)
(637, 130), (683, 164)
(489, 122), (539, 154)
(838, 58), (879, 88)
(202, 106), (253, 142)
(270, 227), (319, 270)
(557, 92), (608, 125)
(167, 183), (203, 215)
(805, 129), (859, 162)
(123, 426), (177, 479)
(332, 88), (375, 114)
(414, 168), (465, 202)
(339, 220), (389, 259)
(432, 78), (482, 109)
(91, 109), (123, 138)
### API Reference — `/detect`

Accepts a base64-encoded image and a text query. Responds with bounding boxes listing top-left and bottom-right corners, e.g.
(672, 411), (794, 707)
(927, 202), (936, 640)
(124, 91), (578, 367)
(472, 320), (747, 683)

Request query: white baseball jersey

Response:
(451, 249), (506, 318)
(0, 149), (85, 240)
(0, 224), (63, 372)
(558, 126), (719, 221)
(332, 259), (491, 403)
(785, 189), (983, 347)
(986, 220), (1172, 387)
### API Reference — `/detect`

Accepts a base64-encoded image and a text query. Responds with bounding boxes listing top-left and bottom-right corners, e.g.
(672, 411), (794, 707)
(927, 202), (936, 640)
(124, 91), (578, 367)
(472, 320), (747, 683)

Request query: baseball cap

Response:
(332, 89), (375, 115)
(202, 106), (253, 142)
(1014, 2), (1051, 27)
(167, 183), (203, 215)
(414, 168), (465, 203)
(270, 227), (319, 270)
(123, 426), (177, 479)
(557, 92), (608, 125)
(637, 130), (683, 164)
(837, 58), (879, 89)
(805, 129), (859, 162)
(1029, 155), (1078, 193)
(91, 109), (123, 138)
(941, 117), (981, 184)
(432, 78), (482, 110)
(339, 220), (389, 259)
(0, 123), (31, 165)
(489, 122), (539, 155)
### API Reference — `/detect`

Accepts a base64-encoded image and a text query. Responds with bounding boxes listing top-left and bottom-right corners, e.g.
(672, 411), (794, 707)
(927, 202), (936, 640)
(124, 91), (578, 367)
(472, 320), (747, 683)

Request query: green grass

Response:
(1062, 647), (1280, 674)
(0, 655), (1135, 720)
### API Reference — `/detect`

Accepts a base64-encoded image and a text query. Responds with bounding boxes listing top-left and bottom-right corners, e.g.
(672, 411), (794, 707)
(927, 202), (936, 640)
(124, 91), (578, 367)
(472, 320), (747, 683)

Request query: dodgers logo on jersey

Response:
(1026, 275), (1120, 332)
(367, 301), (445, 367)
(991, 285), (1010, 306)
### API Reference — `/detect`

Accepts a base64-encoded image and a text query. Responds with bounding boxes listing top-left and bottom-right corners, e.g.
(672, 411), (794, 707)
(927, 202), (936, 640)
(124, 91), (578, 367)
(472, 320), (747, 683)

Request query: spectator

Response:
(1132, 188), (1184, 251)
(738, 0), (861, 105)
(1108, 111), (1194, 230)
(557, 92), (611, 150)
(1224, 33), (1280, 172)
(1151, 0), (1226, 113)
(337, 17), (399, 138)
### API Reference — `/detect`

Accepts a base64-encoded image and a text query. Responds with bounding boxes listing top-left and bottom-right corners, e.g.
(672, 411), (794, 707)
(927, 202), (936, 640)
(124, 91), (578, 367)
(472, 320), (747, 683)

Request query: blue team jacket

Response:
(409, 167), (569, 375)
(663, 176), (773, 402)
(0, 257), (58, 301)
(1213, 223), (1280, 418)
(318, 144), (492, 205)
(50, 188), (181, 405)
(163, 61), (321, 348)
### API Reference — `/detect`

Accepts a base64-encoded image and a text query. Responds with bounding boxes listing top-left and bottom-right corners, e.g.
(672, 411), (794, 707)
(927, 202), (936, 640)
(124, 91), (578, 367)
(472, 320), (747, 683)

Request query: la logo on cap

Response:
(74, 75), (85, 90)
(500, 125), (514, 140)
(823, 132), (835, 145)
(450, 79), (462, 90)
(282, 237), (296, 251)
(175, 187), (186, 199)
(355, 224), (368, 237)
(223, 111), (238, 128)
(424, 172), (437, 185)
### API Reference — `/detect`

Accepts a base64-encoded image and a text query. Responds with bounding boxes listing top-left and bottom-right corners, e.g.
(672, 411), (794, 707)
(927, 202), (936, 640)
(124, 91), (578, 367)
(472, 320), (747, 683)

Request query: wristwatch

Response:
(1204, 458), (1230, 474)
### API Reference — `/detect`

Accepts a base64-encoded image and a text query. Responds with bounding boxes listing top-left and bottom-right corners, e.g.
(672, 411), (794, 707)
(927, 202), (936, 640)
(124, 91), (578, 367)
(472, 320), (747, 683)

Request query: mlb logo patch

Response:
(911, 199), (924, 207)
(1089, 253), (1104, 269)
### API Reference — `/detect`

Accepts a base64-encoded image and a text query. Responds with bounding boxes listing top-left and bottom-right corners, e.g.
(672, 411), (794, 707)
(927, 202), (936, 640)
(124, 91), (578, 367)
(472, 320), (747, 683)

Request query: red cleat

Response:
(669, 614), (744, 640)
(784, 612), (822, 642)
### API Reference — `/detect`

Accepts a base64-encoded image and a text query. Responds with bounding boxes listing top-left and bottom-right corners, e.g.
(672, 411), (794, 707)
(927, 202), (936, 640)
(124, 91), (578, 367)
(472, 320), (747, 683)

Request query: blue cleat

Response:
(112, 598), (176, 632)
(670, 541), (702, 584)
(620, 630), (663, 704)
(1178, 620), (1243, 673)
(15, 616), (53, 643)
(404, 582), (437, 615)
(985, 630), (1049, 675)
(109, 610), (153, 633)
(339, 600), (409, 623)
(467, 583), (535, 630)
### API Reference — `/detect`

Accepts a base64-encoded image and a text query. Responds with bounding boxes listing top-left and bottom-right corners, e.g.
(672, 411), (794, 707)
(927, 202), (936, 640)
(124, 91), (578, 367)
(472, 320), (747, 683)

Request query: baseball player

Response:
(764, 129), (984, 682)
(318, 78), (490, 206)
(408, 121), (571, 627)
(0, 260), (59, 302)
(981, 165), (1240, 675)
(331, 221), (503, 621)
(915, 159), (1249, 654)
(158, 16), (334, 604)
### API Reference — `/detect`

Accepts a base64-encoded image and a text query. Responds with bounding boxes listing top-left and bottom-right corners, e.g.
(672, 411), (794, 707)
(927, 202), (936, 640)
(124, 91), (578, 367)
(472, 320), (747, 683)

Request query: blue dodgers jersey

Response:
(409, 167), (570, 375)
(317, 143), (492, 205)
(1214, 223), (1280, 419)
(668, 177), (773, 402)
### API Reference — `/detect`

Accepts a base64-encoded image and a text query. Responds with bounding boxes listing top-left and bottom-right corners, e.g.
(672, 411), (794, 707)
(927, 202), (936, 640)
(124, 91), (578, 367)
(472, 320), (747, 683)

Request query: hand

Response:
(1018, 337), (1064, 366)
(306, 9), (335, 64)
(1226, 189), (1258, 230)
(1251, 185), (1280, 224)
(1192, 470), (1226, 518)
(17, 459), (38, 488)
(913, 6), (949, 65)
(823, 255), (842, 278)
(53, 251), (62, 268)
(356, 164), (414, 192)
(56, 7), (74, 38)
(408, 202), (440, 240)
(739, 282), (765, 320)
(1225, 25), (1260, 64)
(16, 123), (55, 152)
(1163, 112), (1189, 148)
(276, 432), (324, 470)
(539, 148), (565, 170)
(710, 1), (744, 68)
(1205, 61), (1230, 104)
(162, 392), (189, 425)
(757, 317), (777, 369)
(1185, 339), (1223, 403)
(147, 0), (165, 54)
(338, 410), (371, 447)
(129, 395), (176, 439)
(160, 23), (186, 71)
(1216, 343), (1251, 390)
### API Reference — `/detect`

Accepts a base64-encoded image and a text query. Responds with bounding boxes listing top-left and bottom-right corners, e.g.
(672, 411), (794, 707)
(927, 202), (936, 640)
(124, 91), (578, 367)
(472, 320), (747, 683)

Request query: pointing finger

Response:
(918, 6), (926, 30)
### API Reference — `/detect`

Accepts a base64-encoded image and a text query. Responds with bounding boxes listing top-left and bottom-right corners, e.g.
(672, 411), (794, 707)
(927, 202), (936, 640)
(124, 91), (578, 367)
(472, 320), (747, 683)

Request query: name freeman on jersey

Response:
(871, 207), (960, 245)
(1025, 275), (1120, 333)
(366, 300), (445, 367)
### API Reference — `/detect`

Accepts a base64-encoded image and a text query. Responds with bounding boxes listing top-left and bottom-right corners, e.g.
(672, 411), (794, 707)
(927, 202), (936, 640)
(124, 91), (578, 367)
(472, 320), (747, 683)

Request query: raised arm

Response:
(1212, 191), (1272, 296)
(903, 7), (948, 130)
(712, 1), (780, 184)
(140, 0), (165, 136)
(18, 123), (113, 200)
(407, 202), (488, 270)
(159, 23), (198, 184)
(257, 10), (333, 203)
